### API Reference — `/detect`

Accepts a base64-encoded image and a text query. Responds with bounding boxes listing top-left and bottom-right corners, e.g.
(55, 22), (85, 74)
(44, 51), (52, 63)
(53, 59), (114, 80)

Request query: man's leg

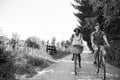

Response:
(94, 46), (98, 65)
(94, 50), (98, 64)
(101, 46), (106, 56)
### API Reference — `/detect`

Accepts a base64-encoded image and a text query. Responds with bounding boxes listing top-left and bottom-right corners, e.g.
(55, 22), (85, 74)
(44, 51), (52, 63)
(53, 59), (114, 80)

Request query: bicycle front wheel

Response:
(102, 57), (106, 80)
(103, 64), (106, 80)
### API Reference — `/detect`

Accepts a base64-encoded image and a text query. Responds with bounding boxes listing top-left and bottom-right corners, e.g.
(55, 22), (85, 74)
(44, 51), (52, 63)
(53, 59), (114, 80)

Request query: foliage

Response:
(0, 34), (54, 80)
(0, 36), (17, 80)
(26, 55), (53, 68)
(64, 40), (71, 48)
(51, 37), (56, 46)
(89, 0), (120, 34)
(25, 36), (40, 49)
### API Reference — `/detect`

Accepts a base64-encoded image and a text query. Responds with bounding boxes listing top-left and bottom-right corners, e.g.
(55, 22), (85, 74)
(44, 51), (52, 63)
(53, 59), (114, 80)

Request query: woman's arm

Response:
(70, 34), (74, 45)
(91, 32), (94, 47)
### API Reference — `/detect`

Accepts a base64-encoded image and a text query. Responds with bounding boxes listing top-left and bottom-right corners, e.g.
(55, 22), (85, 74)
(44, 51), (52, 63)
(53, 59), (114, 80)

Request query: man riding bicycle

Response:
(91, 23), (110, 65)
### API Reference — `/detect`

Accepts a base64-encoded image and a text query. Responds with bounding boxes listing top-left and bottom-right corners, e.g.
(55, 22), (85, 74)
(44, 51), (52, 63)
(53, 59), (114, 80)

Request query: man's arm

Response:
(103, 35), (110, 46)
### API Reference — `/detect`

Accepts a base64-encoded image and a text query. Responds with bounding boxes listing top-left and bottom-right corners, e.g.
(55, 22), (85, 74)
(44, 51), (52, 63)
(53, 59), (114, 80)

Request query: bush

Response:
(15, 64), (37, 75)
(0, 35), (54, 80)
(0, 45), (17, 80)
(0, 62), (17, 80)
(26, 55), (53, 68)
(105, 40), (120, 68)
(25, 37), (40, 49)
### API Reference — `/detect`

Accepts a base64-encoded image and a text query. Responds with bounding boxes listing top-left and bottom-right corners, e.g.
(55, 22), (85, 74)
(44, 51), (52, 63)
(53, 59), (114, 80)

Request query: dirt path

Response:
(23, 49), (120, 80)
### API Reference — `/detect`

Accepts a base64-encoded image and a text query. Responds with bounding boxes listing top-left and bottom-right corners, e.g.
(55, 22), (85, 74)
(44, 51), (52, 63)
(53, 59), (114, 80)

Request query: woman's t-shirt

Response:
(72, 33), (83, 46)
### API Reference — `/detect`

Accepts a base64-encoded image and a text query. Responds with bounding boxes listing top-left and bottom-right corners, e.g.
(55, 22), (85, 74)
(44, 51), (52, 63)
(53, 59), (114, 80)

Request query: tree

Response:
(51, 37), (56, 46)
(88, 0), (120, 38)
(64, 40), (71, 49)
(25, 37), (40, 49)
(10, 33), (20, 50)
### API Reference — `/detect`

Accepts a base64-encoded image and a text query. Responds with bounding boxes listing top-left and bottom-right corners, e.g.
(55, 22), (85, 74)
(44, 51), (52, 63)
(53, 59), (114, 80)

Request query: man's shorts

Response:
(93, 45), (106, 56)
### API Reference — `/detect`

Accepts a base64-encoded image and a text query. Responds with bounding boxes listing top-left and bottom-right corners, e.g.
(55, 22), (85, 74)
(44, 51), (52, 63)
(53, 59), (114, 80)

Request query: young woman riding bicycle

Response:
(70, 27), (83, 68)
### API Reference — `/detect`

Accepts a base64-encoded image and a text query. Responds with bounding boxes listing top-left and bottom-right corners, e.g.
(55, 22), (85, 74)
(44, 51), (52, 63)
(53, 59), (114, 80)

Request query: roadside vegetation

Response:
(0, 33), (54, 80)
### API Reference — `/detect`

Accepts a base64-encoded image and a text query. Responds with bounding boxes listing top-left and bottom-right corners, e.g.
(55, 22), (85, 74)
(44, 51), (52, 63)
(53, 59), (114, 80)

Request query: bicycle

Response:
(95, 45), (107, 80)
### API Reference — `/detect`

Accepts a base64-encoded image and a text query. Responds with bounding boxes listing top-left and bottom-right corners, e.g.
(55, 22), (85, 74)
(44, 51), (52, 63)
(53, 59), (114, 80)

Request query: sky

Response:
(0, 0), (78, 42)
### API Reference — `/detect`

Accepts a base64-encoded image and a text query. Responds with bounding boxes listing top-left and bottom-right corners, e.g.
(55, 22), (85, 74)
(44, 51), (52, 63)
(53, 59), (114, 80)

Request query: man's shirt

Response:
(91, 30), (105, 46)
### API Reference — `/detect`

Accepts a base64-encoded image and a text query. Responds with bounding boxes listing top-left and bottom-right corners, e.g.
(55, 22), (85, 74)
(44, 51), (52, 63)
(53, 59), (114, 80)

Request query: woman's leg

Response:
(78, 54), (81, 68)
(78, 46), (83, 68)
(72, 54), (75, 60)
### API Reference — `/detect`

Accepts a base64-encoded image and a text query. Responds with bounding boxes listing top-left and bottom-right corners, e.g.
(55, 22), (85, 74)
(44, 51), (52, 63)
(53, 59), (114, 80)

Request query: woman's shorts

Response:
(69, 45), (83, 54)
